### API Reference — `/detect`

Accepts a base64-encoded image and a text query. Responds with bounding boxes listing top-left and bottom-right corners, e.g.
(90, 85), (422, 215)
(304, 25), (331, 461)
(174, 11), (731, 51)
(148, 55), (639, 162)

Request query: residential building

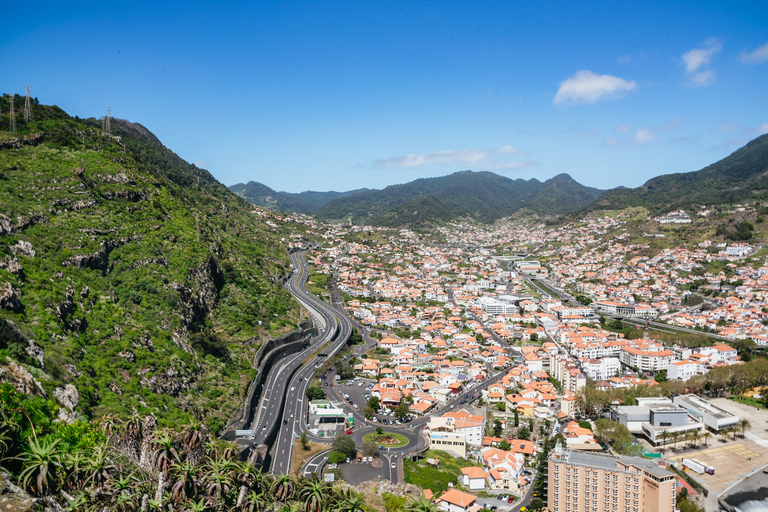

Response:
(548, 442), (676, 512)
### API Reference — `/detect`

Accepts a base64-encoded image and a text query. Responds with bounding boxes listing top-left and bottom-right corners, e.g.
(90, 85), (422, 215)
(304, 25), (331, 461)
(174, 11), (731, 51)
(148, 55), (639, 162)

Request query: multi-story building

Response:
(580, 357), (621, 380)
(548, 443), (676, 512)
(619, 346), (676, 373)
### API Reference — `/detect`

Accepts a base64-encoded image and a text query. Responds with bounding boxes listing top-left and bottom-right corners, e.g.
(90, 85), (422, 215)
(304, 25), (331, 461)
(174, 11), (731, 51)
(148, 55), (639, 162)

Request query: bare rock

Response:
(53, 384), (79, 424)
(0, 255), (23, 275)
(0, 282), (22, 312)
(0, 471), (47, 511)
(0, 360), (46, 396)
(10, 240), (35, 258)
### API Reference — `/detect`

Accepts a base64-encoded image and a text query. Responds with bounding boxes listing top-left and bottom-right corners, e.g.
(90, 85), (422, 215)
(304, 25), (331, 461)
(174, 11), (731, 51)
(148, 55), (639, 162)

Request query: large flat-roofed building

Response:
(673, 394), (739, 432)
(612, 397), (703, 444)
(548, 443), (676, 512)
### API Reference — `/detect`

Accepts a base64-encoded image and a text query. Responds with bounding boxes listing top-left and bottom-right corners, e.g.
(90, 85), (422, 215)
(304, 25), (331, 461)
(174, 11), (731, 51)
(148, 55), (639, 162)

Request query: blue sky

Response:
(3, 1), (768, 193)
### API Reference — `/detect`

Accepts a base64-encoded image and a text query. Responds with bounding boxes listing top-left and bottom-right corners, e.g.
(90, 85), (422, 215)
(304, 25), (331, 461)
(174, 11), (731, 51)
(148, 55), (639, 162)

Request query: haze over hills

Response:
(584, 133), (768, 215)
(0, 97), (299, 430)
(232, 171), (607, 229)
(230, 180), (368, 214)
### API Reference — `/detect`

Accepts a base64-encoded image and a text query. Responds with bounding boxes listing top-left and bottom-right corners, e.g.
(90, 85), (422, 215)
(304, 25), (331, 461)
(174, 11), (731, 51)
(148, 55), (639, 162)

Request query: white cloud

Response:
(494, 145), (528, 156)
(375, 149), (487, 168)
(741, 42), (768, 64)
(759, 122), (768, 134)
(374, 145), (535, 171)
(603, 137), (620, 147)
(634, 129), (657, 143)
(615, 125), (633, 133)
(553, 70), (637, 105)
(194, 161), (206, 168)
(682, 38), (720, 86)
(688, 70), (717, 87)
(682, 38), (721, 73)
(663, 118), (682, 131)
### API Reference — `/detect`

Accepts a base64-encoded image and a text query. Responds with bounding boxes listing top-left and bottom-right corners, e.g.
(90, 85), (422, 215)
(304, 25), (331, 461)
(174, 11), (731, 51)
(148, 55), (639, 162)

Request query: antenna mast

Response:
(24, 84), (32, 123)
(9, 95), (16, 133)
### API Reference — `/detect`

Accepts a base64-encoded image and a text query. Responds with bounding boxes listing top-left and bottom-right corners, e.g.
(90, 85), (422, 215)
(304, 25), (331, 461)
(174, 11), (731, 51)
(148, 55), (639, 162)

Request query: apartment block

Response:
(548, 443), (676, 512)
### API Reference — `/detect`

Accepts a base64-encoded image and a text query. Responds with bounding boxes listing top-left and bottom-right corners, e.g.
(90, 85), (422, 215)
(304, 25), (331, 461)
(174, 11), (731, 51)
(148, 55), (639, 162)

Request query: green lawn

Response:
(403, 449), (482, 495)
(363, 431), (409, 448)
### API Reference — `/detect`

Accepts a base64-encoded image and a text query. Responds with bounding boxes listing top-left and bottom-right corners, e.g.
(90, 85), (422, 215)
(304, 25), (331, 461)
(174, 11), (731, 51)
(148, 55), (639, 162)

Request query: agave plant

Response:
(17, 436), (64, 495)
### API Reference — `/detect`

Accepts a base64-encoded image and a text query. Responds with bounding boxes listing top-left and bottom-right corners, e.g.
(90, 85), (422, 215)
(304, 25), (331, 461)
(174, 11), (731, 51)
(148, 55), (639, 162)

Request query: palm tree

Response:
(684, 430), (694, 450)
(659, 430), (671, 452)
(17, 436), (64, 495)
(702, 431), (712, 447)
(739, 418), (752, 438)
(690, 430), (701, 448)
(671, 431), (681, 451)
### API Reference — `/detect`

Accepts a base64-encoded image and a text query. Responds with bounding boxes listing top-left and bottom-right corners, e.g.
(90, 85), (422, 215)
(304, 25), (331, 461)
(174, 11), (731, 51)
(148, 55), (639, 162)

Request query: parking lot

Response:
(330, 377), (414, 425)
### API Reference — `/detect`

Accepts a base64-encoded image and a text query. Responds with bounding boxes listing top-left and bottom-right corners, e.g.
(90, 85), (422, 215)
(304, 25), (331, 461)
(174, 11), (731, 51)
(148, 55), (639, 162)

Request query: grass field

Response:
(363, 431), (409, 448)
(403, 449), (482, 495)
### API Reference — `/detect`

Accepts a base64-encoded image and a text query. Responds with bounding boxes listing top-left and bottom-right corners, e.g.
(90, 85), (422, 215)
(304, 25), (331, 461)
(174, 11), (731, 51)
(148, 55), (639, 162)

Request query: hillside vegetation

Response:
(0, 95), (300, 431)
(585, 133), (768, 215)
(315, 171), (605, 228)
(230, 180), (368, 214)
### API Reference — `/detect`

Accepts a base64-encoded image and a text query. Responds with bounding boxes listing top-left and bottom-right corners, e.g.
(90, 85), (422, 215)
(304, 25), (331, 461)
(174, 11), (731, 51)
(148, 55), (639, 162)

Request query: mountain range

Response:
(229, 181), (368, 214)
(233, 171), (606, 229)
(235, 133), (768, 227)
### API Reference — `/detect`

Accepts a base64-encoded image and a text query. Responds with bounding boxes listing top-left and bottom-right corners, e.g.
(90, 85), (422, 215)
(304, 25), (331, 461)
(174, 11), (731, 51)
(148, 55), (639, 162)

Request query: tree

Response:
(496, 402), (506, 412)
(655, 370), (668, 383)
(493, 420), (503, 438)
(499, 440), (511, 451)
(659, 429), (671, 451)
(394, 401), (410, 420)
(514, 408), (519, 427)
(300, 432), (310, 451)
(328, 451), (347, 464)
(517, 426), (530, 440)
(305, 387), (325, 401)
(739, 418), (751, 438)
(361, 441), (378, 458)
(376, 426), (384, 435)
(331, 435), (357, 459)
(529, 497), (545, 511)
(367, 396), (380, 411)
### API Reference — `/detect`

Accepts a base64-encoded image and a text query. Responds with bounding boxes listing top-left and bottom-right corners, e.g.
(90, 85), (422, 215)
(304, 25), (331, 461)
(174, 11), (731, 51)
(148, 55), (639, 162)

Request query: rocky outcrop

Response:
(0, 319), (44, 367)
(0, 282), (22, 312)
(0, 471), (52, 512)
(0, 359), (46, 396)
(55, 288), (86, 332)
(0, 132), (44, 149)
(169, 256), (224, 329)
(10, 240), (35, 258)
(0, 215), (47, 236)
(53, 384), (79, 424)
(0, 255), (23, 275)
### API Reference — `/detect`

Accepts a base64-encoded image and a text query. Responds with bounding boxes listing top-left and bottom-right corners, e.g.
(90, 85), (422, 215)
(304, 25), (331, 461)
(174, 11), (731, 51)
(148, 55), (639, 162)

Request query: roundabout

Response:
(363, 430), (410, 448)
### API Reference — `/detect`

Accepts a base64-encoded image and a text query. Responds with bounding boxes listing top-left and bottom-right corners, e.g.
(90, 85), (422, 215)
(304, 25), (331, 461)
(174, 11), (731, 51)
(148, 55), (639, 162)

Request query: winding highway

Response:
(266, 250), (354, 474)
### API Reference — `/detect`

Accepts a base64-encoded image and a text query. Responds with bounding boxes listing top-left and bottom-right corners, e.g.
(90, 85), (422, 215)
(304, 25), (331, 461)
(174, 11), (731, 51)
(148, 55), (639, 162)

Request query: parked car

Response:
(345, 430), (353, 434)
(391, 463), (396, 468)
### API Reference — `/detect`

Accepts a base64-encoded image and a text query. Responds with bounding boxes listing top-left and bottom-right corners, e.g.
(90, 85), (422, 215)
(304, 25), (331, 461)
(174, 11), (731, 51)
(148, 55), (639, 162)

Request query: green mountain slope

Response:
(586, 134), (768, 214)
(230, 180), (368, 214)
(0, 96), (299, 431)
(316, 170), (605, 227)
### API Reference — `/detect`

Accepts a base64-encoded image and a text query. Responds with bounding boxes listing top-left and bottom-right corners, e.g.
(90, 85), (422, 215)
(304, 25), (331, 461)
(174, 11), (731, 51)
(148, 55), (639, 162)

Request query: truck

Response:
(682, 458), (705, 474)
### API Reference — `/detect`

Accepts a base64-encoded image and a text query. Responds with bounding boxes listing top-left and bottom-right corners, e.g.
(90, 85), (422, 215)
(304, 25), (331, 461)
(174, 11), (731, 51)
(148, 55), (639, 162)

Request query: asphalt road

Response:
(268, 250), (354, 474)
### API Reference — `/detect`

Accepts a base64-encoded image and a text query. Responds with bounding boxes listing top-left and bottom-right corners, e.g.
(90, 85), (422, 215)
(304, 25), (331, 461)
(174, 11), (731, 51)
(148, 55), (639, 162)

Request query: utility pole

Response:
(9, 95), (16, 133)
(105, 105), (111, 135)
(24, 84), (32, 123)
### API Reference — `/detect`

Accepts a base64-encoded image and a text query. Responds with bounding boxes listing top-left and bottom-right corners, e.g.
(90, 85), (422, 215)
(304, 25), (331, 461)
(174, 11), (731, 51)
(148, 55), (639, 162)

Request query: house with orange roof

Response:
(460, 466), (486, 490)
(436, 488), (480, 512)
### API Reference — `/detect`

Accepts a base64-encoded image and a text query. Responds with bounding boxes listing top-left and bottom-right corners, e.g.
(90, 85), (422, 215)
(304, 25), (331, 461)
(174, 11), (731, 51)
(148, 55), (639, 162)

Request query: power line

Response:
(24, 84), (32, 123)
